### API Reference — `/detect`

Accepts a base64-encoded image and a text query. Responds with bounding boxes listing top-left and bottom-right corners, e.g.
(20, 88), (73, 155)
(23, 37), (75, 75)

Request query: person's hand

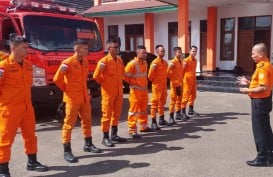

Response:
(239, 87), (249, 94)
(176, 86), (181, 96)
(237, 76), (249, 85)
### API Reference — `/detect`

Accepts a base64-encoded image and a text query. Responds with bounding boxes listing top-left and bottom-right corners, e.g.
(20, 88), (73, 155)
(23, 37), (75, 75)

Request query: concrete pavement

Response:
(9, 91), (273, 177)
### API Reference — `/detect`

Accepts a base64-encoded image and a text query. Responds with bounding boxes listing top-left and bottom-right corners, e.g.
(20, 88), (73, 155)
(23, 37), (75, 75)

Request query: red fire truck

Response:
(0, 0), (104, 107)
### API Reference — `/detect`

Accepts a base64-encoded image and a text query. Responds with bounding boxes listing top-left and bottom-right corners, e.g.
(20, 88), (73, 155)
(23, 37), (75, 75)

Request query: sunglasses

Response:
(109, 46), (119, 49)
(9, 33), (28, 43)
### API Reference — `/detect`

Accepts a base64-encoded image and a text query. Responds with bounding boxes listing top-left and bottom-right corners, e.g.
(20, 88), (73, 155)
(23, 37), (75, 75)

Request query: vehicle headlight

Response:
(32, 65), (46, 86)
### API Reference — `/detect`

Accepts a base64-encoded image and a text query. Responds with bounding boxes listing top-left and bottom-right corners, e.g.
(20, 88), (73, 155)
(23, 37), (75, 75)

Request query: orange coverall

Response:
(167, 57), (184, 113)
(93, 53), (124, 133)
(0, 56), (37, 163)
(53, 55), (91, 144)
(148, 57), (168, 118)
(124, 58), (149, 133)
(181, 55), (197, 109)
(248, 57), (273, 98)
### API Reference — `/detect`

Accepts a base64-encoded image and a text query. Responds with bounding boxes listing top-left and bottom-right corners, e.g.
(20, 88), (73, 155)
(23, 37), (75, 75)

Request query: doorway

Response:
(237, 16), (271, 74)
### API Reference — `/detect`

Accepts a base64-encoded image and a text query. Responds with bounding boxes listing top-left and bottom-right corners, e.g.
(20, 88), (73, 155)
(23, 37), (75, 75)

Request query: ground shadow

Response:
(32, 160), (149, 177)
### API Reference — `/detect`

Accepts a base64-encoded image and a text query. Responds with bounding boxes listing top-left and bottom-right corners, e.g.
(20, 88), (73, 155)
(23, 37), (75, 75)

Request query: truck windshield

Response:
(23, 15), (102, 52)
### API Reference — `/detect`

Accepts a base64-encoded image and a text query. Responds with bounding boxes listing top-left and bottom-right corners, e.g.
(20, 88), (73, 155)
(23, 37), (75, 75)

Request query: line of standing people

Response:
(93, 38), (199, 140)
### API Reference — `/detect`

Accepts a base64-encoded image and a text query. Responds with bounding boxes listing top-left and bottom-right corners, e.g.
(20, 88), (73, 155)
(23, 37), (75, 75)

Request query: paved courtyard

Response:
(9, 91), (273, 177)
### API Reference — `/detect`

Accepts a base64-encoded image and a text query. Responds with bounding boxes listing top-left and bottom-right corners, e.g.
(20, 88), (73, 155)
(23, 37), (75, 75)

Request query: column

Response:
(177, 0), (189, 54)
(206, 6), (217, 71)
(144, 13), (155, 53)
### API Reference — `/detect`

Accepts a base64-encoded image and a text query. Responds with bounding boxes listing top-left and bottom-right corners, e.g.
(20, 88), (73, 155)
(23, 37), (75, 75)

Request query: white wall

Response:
(217, 3), (273, 70)
(102, 3), (273, 71)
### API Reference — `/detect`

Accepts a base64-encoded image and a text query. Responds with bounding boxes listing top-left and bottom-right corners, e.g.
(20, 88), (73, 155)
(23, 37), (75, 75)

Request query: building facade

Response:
(84, 0), (273, 73)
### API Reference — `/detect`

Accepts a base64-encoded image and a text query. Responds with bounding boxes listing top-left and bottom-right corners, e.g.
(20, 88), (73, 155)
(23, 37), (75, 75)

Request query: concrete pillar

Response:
(177, 0), (189, 54)
(206, 6), (217, 71)
(144, 13), (155, 53)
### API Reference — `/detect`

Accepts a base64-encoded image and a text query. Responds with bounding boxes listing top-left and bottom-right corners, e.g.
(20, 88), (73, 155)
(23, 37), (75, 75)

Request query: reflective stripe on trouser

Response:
(101, 94), (123, 132)
(169, 86), (182, 113)
(128, 91), (148, 133)
(150, 87), (167, 117)
(0, 104), (37, 163)
(181, 83), (196, 108)
(62, 102), (92, 143)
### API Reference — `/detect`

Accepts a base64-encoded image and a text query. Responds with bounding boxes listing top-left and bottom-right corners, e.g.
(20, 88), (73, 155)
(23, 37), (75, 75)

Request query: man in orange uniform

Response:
(238, 43), (273, 167)
(54, 39), (102, 163)
(167, 47), (185, 125)
(181, 46), (198, 119)
(0, 34), (48, 177)
(148, 44), (168, 130)
(93, 39), (127, 147)
(124, 45), (153, 139)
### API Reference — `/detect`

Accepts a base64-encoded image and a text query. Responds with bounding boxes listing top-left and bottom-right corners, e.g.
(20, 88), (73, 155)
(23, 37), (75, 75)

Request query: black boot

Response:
(26, 154), (48, 172)
(158, 115), (168, 126)
(102, 132), (115, 147)
(181, 108), (190, 121)
(168, 112), (176, 126)
(110, 126), (127, 142)
(63, 143), (78, 163)
(84, 137), (102, 153)
(0, 163), (10, 177)
(151, 118), (161, 131)
(188, 105), (198, 116)
(175, 110), (183, 121)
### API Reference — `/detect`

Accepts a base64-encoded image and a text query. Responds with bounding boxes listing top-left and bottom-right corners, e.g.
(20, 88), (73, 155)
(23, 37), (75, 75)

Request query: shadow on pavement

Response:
(32, 160), (149, 177)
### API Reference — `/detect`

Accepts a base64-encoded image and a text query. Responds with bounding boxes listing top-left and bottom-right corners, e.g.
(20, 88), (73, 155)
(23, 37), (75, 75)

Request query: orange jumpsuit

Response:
(148, 57), (168, 118)
(93, 53), (124, 132)
(53, 55), (91, 144)
(248, 57), (273, 98)
(0, 56), (37, 163)
(181, 55), (197, 108)
(124, 57), (148, 133)
(167, 57), (184, 113)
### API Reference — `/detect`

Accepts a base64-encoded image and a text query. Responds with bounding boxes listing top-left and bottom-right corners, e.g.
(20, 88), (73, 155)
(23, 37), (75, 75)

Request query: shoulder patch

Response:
(257, 63), (264, 68)
(60, 63), (69, 72)
(151, 63), (157, 70)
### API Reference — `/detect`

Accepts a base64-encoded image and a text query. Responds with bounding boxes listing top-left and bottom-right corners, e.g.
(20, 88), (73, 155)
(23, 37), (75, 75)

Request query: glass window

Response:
(239, 17), (255, 30)
(200, 20), (207, 33)
(256, 16), (272, 29)
(108, 25), (118, 40)
(220, 18), (235, 60)
(23, 15), (102, 52)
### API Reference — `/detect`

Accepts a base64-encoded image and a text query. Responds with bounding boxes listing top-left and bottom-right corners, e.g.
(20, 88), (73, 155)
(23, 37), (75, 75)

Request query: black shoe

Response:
(246, 157), (268, 167)
(158, 119), (168, 126)
(0, 174), (10, 177)
(102, 138), (115, 147)
(188, 110), (198, 116)
(168, 117), (176, 126)
(64, 152), (78, 163)
(84, 144), (103, 153)
(111, 135), (127, 142)
(26, 161), (48, 172)
(151, 123), (161, 131)
(181, 112), (190, 121)
(0, 163), (10, 177)
(140, 127), (154, 132)
(129, 133), (141, 139)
